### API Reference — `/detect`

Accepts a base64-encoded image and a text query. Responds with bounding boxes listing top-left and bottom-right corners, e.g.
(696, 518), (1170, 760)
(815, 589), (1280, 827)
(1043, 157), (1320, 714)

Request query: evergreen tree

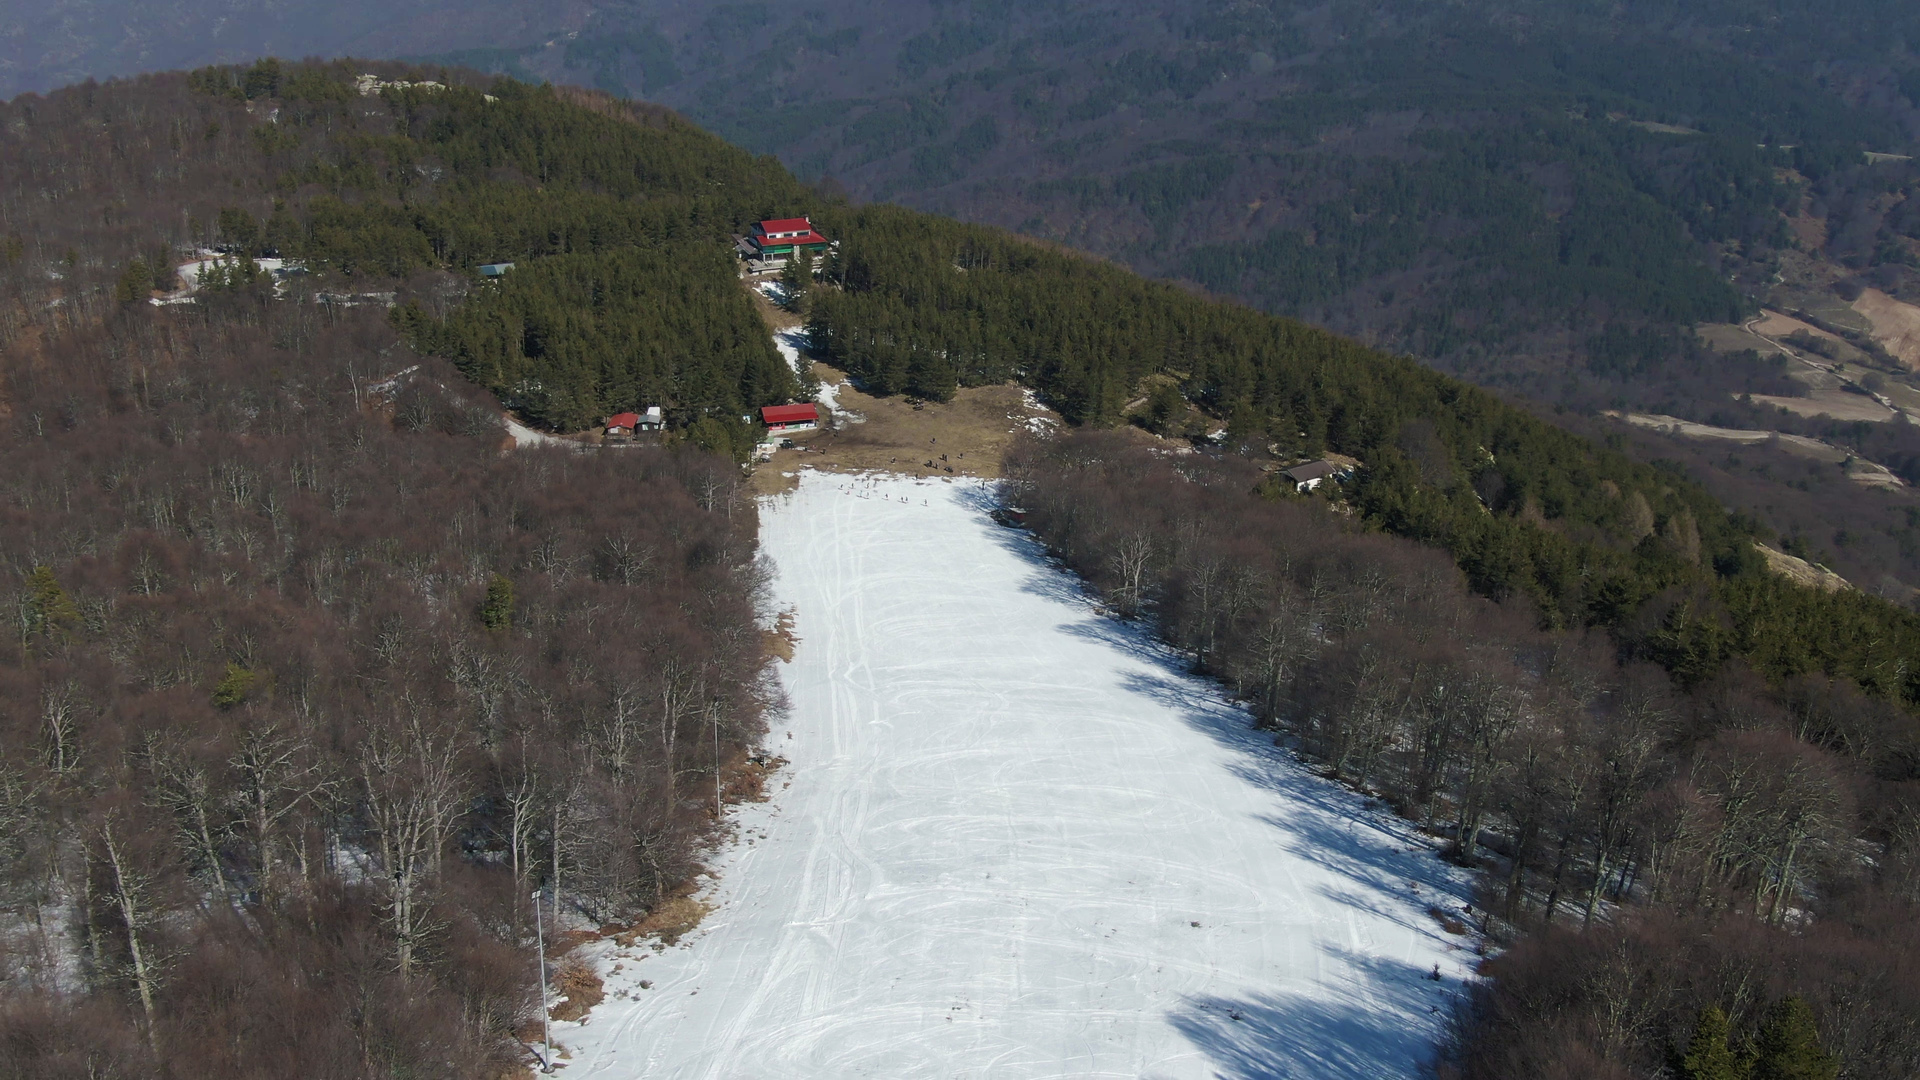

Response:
(23, 566), (81, 644)
(780, 249), (813, 314)
(114, 258), (152, 303)
(481, 574), (515, 631)
(211, 663), (259, 709)
(1678, 1005), (1751, 1080)
(1751, 997), (1838, 1080)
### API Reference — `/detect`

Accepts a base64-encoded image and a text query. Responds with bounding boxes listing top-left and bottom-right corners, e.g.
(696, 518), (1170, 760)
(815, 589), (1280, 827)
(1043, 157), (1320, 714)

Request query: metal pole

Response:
(713, 703), (722, 819)
(533, 890), (553, 1073)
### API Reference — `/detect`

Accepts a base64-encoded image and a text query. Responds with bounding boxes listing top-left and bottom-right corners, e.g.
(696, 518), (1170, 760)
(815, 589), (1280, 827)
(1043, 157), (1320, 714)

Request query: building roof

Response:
(761, 403), (820, 425)
(606, 411), (641, 430)
(1283, 460), (1341, 483)
(757, 217), (813, 234)
(752, 231), (832, 249)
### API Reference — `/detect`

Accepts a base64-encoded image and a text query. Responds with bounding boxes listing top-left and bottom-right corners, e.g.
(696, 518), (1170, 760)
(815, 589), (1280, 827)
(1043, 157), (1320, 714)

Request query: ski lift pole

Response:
(712, 700), (723, 819)
(533, 889), (553, 1073)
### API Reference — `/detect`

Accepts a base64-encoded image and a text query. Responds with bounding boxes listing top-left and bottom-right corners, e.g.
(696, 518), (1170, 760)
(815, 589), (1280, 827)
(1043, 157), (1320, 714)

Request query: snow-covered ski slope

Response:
(559, 472), (1473, 1079)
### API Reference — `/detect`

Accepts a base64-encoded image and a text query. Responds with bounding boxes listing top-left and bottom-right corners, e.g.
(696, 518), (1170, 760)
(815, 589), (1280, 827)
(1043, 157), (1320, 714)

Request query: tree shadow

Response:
(1170, 958), (1461, 1080)
(937, 479), (1472, 1075)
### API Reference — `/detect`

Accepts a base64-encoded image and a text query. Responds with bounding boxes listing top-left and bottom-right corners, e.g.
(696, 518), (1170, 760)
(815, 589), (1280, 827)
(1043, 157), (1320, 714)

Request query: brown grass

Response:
(762, 608), (797, 662)
(615, 893), (714, 948)
(744, 278), (805, 332)
(547, 954), (605, 1023)
(1754, 542), (1854, 593)
(1428, 905), (1470, 935)
(1851, 287), (1920, 369)
(727, 751), (786, 804)
(758, 363), (1054, 484)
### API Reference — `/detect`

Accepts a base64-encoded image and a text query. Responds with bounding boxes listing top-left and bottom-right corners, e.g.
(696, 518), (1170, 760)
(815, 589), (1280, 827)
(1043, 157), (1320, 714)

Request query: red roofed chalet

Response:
(605, 411), (641, 436)
(761, 403), (819, 431)
(738, 216), (835, 270)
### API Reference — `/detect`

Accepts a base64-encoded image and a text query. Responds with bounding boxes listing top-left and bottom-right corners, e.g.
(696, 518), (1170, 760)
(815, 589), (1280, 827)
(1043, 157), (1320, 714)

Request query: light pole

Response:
(532, 889), (553, 1073)
(712, 701), (723, 820)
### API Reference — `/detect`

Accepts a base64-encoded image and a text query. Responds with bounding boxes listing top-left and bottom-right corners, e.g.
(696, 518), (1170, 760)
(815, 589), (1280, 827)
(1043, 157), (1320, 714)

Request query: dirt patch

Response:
(1625, 119), (1701, 136)
(763, 608), (798, 662)
(756, 364), (1057, 482)
(1787, 211), (1828, 251)
(547, 954), (606, 1022)
(1754, 542), (1853, 593)
(1850, 288), (1920, 369)
(1749, 309), (1851, 350)
(744, 278), (805, 332)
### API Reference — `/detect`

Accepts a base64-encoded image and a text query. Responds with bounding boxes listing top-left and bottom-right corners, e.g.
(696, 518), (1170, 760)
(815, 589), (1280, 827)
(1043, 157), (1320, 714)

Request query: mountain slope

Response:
(558, 472), (1473, 1077)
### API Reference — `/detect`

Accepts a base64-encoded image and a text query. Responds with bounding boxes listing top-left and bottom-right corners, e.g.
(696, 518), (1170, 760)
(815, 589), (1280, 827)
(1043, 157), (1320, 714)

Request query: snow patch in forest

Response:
(813, 377), (862, 424)
(773, 330), (807, 377)
(551, 472), (1475, 1079)
(1016, 387), (1061, 436)
(504, 414), (569, 449)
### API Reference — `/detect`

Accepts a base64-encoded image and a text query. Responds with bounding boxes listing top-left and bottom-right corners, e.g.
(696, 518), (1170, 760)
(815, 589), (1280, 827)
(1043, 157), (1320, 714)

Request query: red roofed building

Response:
(605, 411), (641, 438)
(761, 403), (820, 432)
(738, 216), (836, 272)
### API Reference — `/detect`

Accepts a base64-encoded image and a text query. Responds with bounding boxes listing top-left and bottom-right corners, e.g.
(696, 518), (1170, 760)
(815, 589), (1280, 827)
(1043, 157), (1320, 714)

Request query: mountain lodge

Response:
(738, 217), (834, 273)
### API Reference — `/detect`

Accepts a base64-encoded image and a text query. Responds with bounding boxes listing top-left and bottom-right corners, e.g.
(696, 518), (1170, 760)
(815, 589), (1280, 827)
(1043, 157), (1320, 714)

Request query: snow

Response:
(1017, 388), (1061, 437)
(771, 329), (864, 424)
(555, 472), (1474, 1078)
(773, 329), (807, 377)
(151, 255), (301, 305)
(504, 413), (569, 449)
(813, 377), (863, 424)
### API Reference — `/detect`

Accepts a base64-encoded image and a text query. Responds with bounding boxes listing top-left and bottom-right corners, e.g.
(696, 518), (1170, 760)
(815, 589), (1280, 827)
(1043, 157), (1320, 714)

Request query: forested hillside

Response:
(392, 0), (1920, 407)
(14, 0), (1920, 598)
(1010, 434), (1920, 1077)
(0, 65), (784, 1072)
(800, 202), (1920, 704)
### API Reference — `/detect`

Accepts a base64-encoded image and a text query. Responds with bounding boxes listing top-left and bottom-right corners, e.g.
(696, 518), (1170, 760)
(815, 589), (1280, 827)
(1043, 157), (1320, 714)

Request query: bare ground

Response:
(1851, 287), (1920, 369)
(750, 363), (1059, 495)
(1754, 542), (1854, 593)
(1747, 391), (1895, 423)
(1608, 411), (1905, 489)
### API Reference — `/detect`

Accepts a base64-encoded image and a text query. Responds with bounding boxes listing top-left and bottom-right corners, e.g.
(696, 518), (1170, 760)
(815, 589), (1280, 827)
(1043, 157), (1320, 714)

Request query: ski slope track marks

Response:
(557, 472), (1474, 1079)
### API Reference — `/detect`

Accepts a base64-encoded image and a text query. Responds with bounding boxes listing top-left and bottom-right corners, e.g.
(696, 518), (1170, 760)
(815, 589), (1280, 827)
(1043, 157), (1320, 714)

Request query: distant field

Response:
(1748, 390), (1896, 422)
(1852, 287), (1920, 368)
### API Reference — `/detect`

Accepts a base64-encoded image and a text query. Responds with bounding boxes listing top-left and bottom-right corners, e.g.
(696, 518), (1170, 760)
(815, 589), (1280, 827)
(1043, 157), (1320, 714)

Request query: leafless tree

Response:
(359, 711), (467, 976)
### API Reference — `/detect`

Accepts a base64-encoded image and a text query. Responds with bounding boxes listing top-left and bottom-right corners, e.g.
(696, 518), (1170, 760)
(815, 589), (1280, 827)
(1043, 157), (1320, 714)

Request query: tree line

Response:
(1008, 432), (1919, 1077)
(804, 203), (1920, 705)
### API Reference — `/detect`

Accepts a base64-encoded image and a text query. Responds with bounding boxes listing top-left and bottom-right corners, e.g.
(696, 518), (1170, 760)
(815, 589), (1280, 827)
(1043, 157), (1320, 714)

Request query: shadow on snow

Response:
(942, 481), (1470, 1077)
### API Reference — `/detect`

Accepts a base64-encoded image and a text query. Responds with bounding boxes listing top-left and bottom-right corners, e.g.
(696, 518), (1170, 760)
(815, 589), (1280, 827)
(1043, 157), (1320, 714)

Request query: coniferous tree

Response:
(23, 566), (81, 644)
(779, 249), (813, 314)
(481, 574), (515, 632)
(1677, 1006), (1751, 1080)
(1751, 997), (1838, 1080)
